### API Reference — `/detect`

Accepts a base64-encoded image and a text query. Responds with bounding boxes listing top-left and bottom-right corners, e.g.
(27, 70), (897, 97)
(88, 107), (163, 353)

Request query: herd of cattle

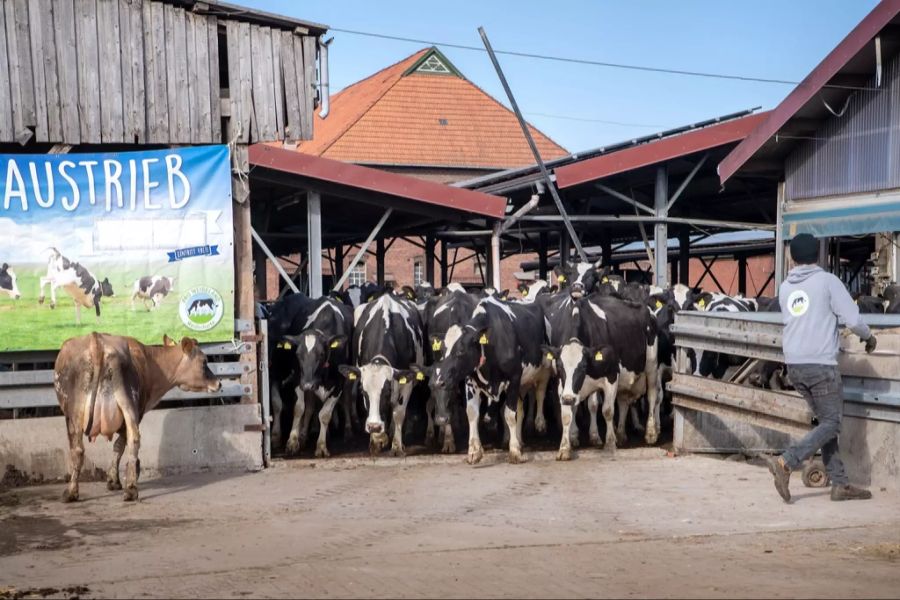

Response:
(262, 262), (814, 464)
(0, 247), (179, 322)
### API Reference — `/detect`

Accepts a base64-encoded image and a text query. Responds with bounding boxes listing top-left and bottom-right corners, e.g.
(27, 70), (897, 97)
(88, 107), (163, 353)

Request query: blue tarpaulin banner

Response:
(0, 145), (234, 351)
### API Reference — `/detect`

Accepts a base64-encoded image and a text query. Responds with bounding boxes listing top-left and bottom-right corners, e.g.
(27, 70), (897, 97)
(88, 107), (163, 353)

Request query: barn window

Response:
(413, 259), (424, 287)
(417, 54), (451, 74)
(348, 263), (367, 287)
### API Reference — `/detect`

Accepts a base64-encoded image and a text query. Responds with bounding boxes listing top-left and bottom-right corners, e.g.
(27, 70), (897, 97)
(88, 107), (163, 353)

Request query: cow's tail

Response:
(82, 333), (105, 437)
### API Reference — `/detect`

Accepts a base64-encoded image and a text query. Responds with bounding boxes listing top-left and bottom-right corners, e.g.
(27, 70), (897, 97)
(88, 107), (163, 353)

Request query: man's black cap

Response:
(790, 233), (819, 265)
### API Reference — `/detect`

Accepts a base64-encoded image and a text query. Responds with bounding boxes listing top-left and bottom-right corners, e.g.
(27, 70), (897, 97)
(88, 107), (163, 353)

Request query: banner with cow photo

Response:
(0, 145), (234, 352)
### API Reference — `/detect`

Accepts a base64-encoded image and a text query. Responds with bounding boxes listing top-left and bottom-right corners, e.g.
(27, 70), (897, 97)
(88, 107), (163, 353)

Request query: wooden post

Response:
(253, 242), (267, 301)
(425, 235), (436, 286)
(654, 166), (668, 287)
(232, 144), (257, 405)
(307, 191), (322, 298)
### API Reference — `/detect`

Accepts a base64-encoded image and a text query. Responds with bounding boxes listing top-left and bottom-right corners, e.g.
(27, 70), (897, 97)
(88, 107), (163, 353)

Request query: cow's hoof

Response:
(391, 446), (406, 458)
(424, 432), (436, 448)
(285, 435), (302, 455)
(107, 479), (122, 491)
(535, 416), (547, 435)
(466, 447), (484, 465)
(645, 430), (659, 446)
(123, 487), (139, 502)
(570, 435), (581, 449)
(61, 489), (78, 503)
(38, 296), (44, 305)
(616, 432), (628, 447)
(50, 303), (55, 309)
(315, 443), (330, 459)
(508, 449), (524, 464)
(603, 441), (618, 455)
(442, 439), (456, 454)
(557, 447), (572, 461)
(589, 434), (602, 447)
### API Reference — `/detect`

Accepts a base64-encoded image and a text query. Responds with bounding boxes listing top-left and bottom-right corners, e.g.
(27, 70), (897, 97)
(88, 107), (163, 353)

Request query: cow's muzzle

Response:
(300, 381), (316, 392)
(570, 285), (585, 299)
(434, 414), (449, 427)
(366, 421), (384, 434)
(560, 394), (577, 406)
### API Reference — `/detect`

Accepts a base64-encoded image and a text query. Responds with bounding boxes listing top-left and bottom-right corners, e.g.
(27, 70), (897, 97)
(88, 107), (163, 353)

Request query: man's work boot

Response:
(831, 484), (873, 501)
(766, 455), (792, 503)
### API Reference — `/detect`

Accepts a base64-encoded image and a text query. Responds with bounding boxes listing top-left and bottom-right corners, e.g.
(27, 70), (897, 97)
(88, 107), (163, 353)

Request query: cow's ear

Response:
(163, 334), (176, 347)
(499, 289), (509, 301)
(475, 326), (490, 346)
(429, 335), (444, 354)
(409, 364), (429, 382)
(327, 335), (347, 351)
(338, 365), (361, 381)
(180, 337), (198, 354)
(393, 369), (415, 385)
(279, 335), (301, 351)
(541, 345), (559, 369)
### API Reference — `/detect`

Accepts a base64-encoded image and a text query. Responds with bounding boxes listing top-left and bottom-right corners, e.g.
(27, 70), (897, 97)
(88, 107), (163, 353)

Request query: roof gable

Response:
(403, 47), (463, 77)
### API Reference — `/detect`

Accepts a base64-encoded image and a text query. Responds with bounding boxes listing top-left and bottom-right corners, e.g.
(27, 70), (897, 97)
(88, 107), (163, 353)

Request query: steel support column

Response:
(334, 245), (344, 283)
(775, 182), (786, 287)
(307, 192), (323, 298)
(601, 229), (612, 268)
(738, 255), (747, 295)
(376, 238), (386, 286)
(560, 229), (571, 266)
(440, 241), (449, 287)
(679, 229), (690, 285)
(654, 166), (668, 287)
(425, 235), (436, 286)
(538, 232), (548, 280)
(490, 223), (501, 290)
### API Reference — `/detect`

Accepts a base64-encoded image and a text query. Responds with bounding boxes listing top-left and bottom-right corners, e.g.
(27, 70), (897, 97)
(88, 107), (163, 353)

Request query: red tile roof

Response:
(294, 48), (568, 170)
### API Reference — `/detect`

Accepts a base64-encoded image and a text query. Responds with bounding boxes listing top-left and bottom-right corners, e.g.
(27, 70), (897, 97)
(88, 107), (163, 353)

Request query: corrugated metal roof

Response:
(718, 0), (900, 184)
(555, 112), (769, 189)
(249, 144), (507, 219)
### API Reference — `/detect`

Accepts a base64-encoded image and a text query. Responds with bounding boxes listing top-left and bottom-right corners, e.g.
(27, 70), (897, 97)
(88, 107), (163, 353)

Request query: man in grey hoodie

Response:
(769, 233), (876, 503)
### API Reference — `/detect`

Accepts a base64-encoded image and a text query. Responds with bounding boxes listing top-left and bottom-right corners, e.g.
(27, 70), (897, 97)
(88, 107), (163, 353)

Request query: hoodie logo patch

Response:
(787, 290), (810, 317)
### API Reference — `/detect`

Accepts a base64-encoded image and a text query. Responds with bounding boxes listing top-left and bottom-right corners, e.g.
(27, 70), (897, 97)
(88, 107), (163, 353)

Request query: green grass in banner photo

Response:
(0, 260), (234, 352)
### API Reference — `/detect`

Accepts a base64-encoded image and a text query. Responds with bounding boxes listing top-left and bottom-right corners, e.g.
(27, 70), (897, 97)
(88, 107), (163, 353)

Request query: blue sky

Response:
(242, 0), (878, 152)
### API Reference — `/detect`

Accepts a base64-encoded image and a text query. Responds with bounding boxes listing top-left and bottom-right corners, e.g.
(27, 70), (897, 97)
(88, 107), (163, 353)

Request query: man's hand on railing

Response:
(865, 334), (878, 354)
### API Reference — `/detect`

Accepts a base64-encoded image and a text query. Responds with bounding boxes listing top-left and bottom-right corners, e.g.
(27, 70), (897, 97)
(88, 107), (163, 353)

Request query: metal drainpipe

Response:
(318, 37), (332, 119)
(491, 223), (502, 290)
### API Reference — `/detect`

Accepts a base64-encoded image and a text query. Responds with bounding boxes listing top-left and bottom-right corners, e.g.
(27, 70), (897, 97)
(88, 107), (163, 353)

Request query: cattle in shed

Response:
(684, 290), (756, 378)
(426, 295), (551, 464)
(131, 276), (175, 311)
(544, 294), (661, 456)
(0, 263), (21, 300)
(517, 279), (553, 302)
(553, 262), (605, 298)
(280, 297), (354, 457)
(54, 333), (220, 502)
(853, 293), (887, 314)
(38, 247), (112, 324)
(415, 285), (480, 453)
(340, 293), (425, 456)
(339, 282), (383, 309)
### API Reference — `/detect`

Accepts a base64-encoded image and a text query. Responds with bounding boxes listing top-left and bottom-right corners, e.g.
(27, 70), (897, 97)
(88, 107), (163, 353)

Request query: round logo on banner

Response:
(179, 287), (225, 331)
(787, 290), (810, 317)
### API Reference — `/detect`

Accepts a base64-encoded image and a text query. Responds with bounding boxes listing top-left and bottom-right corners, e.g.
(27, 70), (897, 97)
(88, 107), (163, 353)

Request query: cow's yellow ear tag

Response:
(416, 372), (425, 381)
(594, 351), (603, 361)
(602, 277), (609, 283)
(522, 289), (529, 297)
(479, 334), (488, 345)
(432, 340), (442, 352)
(276, 342), (284, 349)
(656, 300), (663, 309)
(283, 342), (292, 350)
(398, 376), (408, 385)
(698, 298), (706, 308)
(330, 340), (340, 349)
(546, 352), (554, 361)
(557, 275), (566, 283)
(348, 372), (357, 381)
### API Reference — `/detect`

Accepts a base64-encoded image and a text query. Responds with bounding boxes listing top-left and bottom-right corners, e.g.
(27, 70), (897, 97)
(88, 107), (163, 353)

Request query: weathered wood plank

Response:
(163, 3), (177, 141)
(33, 0), (61, 141)
(280, 31), (300, 143)
(191, 13), (211, 143)
(145, 0), (168, 142)
(207, 17), (220, 141)
(260, 27), (276, 140)
(271, 26), (283, 139)
(0, 3), (13, 141)
(120, 0), (145, 143)
(171, 5), (189, 143)
(248, 25), (265, 142)
(9, 0), (35, 130)
(225, 19), (241, 142)
(75, 0), (101, 143)
(54, 0), (79, 143)
(26, 0), (48, 141)
(185, 10), (199, 143)
(292, 35), (309, 140)
(301, 36), (316, 141)
(238, 20), (252, 143)
(97, 0), (124, 143)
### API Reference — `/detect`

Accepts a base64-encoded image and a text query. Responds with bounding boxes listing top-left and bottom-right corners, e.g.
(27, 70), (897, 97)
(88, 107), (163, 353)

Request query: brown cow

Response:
(54, 333), (220, 502)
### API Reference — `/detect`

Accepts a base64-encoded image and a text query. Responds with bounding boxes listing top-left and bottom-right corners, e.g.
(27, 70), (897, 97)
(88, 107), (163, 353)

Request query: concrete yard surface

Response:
(1, 449), (898, 599)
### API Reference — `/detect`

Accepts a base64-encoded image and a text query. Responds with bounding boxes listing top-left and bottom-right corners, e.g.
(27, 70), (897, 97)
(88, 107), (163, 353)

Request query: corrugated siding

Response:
(786, 52), (900, 201)
(0, 0), (318, 146)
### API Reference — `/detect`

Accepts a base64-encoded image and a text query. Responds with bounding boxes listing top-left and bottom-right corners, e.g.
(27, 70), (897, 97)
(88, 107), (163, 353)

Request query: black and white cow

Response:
(339, 282), (384, 309)
(683, 290), (756, 378)
(416, 283), (479, 453)
(553, 262), (605, 298)
(544, 294), (661, 457)
(340, 292), (424, 456)
(281, 296), (354, 457)
(0, 263), (21, 300)
(38, 248), (113, 324)
(131, 276), (175, 311)
(517, 279), (554, 303)
(427, 295), (551, 464)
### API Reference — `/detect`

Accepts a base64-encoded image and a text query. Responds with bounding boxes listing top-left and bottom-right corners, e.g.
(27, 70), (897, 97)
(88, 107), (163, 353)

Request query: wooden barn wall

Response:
(0, 0), (318, 146)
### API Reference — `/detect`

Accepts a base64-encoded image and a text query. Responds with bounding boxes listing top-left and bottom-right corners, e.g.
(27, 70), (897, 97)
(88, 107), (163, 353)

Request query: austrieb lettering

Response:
(2, 154), (192, 212)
